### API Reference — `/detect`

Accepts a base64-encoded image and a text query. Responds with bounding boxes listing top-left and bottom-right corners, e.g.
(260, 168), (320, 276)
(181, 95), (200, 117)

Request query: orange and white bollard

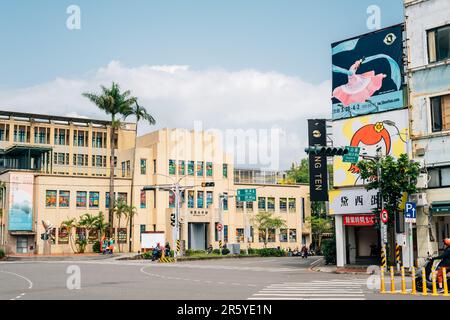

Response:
(443, 268), (449, 297)
(401, 266), (407, 294)
(380, 266), (386, 294)
(411, 266), (417, 295)
(431, 271), (438, 296)
(422, 267), (428, 296)
(390, 266), (396, 293)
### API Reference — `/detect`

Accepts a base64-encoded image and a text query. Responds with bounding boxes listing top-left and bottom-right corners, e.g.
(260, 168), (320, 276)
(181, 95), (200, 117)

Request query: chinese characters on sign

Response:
(329, 188), (380, 215)
(343, 214), (376, 226)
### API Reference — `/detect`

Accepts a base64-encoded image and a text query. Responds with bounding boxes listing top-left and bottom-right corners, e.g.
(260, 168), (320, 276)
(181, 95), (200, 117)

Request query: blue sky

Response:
(0, 0), (403, 88)
(0, 1), (404, 169)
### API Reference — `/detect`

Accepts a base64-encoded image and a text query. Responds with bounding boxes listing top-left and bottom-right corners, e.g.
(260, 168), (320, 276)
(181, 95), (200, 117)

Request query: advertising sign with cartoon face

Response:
(332, 109), (408, 187)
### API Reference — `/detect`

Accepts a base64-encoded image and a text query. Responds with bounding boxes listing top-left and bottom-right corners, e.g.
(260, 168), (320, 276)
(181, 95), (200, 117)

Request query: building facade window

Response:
(236, 199), (244, 211)
(140, 159), (147, 175)
(223, 164), (228, 178)
(73, 130), (88, 147)
(89, 192), (100, 209)
(13, 125), (30, 143)
(45, 190), (57, 208)
(289, 229), (297, 242)
(246, 201), (253, 212)
(259, 229), (266, 243)
(178, 160), (185, 176)
(140, 190), (146, 208)
(431, 94), (450, 132)
(169, 191), (175, 208)
(206, 191), (213, 207)
(76, 191), (87, 208)
(280, 229), (288, 242)
(188, 161), (194, 175)
(206, 162), (213, 176)
(92, 131), (107, 148)
(169, 159), (176, 175)
(428, 166), (450, 188)
(224, 225), (228, 242)
(223, 193), (228, 211)
(289, 198), (296, 212)
(268, 228), (276, 242)
(197, 161), (204, 176)
(54, 153), (69, 165)
(73, 154), (88, 167)
(428, 24), (450, 63)
(267, 197), (275, 211)
(118, 192), (127, 204)
(34, 127), (50, 144)
(236, 228), (244, 243)
(197, 191), (204, 208)
(54, 128), (69, 146)
(258, 197), (266, 211)
(188, 190), (194, 208)
(280, 198), (287, 212)
(59, 191), (70, 208)
(92, 155), (107, 168)
(0, 124), (10, 141)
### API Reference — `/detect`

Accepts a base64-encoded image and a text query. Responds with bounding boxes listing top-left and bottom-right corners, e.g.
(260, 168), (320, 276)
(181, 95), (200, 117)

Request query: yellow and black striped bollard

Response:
(176, 239), (180, 253)
(396, 245), (402, 270)
(381, 248), (386, 271)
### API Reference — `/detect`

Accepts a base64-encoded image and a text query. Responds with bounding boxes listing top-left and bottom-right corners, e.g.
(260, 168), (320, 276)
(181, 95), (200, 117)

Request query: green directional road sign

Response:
(342, 146), (361, 163)
(237, 189), (256, 202)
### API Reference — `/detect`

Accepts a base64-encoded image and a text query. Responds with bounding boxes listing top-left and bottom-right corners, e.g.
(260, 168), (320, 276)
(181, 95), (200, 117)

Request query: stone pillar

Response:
(335, 215), (346, 267)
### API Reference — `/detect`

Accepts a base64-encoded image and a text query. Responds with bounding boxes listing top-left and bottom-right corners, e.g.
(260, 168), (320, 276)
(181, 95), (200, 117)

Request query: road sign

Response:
(405, 202), (417, 223)
(381, 224), (388, 244)
(342, 146), (361, 163)
(216, 223), (223, 231)
(237, 189), (256, 202)
(380, 209), (389, 224)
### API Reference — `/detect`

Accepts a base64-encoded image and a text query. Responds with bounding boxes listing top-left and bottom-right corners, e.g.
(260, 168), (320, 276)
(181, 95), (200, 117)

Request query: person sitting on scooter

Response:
(432, 238), (450, 293)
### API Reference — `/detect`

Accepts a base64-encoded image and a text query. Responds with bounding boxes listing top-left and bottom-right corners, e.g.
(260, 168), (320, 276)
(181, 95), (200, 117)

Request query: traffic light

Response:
(201, 182), (215, 187)
(304, 146), (349, 156)
(170, 213), (176, 227)
(40, 233), (49, 241)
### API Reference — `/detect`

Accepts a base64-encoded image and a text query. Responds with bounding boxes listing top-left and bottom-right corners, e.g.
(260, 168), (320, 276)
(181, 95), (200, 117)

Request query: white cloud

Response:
(0, 61), (331, 170)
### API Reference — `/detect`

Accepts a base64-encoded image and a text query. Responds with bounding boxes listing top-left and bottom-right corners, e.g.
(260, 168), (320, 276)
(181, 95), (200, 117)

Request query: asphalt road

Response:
(0, 256), (448, 300)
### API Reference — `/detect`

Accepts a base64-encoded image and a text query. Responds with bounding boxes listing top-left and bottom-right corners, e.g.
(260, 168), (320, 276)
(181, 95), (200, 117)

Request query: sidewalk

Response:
(3, 252), (136, 262)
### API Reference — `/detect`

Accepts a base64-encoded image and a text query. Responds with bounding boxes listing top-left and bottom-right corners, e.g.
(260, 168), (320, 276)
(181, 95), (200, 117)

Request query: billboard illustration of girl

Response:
(348, 122), (391, 175)
(333, 59), (386, 106)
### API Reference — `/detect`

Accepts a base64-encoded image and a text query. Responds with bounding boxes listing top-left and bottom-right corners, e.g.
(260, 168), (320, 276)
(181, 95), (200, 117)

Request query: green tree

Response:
(286, 158), (309, 184)
(78, 213), (97, 249)
(94, 211), (109, 242)
(123, 102), (156, 251)
(252, 212), (287, 248)
(304, 215), (333, 252)
(357, 153), (420, 264)
(114, 199), (128, 252)
(82, 83), (137, 237)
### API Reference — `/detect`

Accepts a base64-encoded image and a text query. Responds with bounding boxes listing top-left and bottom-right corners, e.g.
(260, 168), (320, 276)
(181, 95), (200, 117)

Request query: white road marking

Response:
(0, 270), (33, 300)
(248, 279), (368, 300)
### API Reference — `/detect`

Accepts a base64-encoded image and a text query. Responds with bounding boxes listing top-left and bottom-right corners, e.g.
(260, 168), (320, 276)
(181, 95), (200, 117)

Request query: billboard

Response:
(332, 109), (408, 187)
(329, 188), (379, 215)
(332, 25), (404, 120)
(8, 174), (34, 231)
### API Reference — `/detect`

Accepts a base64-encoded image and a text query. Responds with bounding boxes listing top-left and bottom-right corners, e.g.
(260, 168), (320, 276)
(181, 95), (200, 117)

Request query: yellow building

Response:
(0, 111), (311, 255)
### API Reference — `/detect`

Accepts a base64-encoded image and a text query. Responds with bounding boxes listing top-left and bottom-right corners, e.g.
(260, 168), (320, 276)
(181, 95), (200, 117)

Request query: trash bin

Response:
(230, 243), (240, 255)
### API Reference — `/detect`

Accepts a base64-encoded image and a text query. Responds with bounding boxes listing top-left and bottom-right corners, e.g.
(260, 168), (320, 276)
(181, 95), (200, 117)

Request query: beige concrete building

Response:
(0, 111), (311, 255)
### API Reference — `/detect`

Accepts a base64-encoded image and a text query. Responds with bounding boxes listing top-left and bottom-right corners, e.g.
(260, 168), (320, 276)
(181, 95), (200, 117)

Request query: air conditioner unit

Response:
(410, 193), (428, 207)
(416, 173), (428, 189)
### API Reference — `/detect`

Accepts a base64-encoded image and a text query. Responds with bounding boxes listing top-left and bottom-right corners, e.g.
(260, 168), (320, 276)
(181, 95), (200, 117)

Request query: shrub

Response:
(221, 248), (230, 255)
(212, 249), (221, 255)
(142, 250), (154, 259)
(0, 248), (5, 259)
(259, 248), (285, 257)
(92, 241), (101, 253)
(185, 250), (207, 256)
(322, 238), (336, 265)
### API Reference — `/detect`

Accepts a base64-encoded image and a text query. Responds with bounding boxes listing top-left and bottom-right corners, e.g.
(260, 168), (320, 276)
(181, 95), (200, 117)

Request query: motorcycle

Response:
(415, 257), (450, 292)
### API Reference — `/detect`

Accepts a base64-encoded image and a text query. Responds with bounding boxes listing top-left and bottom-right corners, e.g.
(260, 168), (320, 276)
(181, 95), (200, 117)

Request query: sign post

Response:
(237, 189), (256, 255)
(405, 202), (417, 270)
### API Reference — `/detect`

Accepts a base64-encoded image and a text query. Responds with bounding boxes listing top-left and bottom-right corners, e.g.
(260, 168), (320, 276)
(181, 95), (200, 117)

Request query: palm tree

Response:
(61, 218), (78, 253)
(124, 204), (137, 252)
(94, 211), (109, 243)
(78, 213), (97, 248)
(114, 199), (128, 252)
(123, 102), (156, 251)
(82, 83), (137, 237)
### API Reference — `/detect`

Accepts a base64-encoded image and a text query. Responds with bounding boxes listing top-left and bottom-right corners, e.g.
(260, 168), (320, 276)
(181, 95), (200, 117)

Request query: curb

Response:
(3, 254), (120, 262)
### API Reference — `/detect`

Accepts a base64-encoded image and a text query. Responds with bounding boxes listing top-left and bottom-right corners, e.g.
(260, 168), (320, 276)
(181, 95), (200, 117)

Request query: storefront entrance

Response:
(16, 236), (29, 253)
(188, 223), (209, 250)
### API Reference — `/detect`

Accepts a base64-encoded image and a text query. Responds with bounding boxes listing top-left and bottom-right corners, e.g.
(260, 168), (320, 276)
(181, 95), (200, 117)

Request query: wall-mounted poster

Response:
(332, 109), (408, 187)
(118, 228), (127, 244)
(89, 192), (100, 208)
(140, 190), (146, 209)
(8, 174), (33, 231)
(332, 25), (404, 120)
(58, 227), (69, 244)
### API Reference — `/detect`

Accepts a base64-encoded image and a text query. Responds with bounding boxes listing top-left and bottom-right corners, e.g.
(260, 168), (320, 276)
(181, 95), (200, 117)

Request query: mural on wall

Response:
(332, 24), (404, 120)
(8, 174), (34, 231)
(332, 109), (408, 187)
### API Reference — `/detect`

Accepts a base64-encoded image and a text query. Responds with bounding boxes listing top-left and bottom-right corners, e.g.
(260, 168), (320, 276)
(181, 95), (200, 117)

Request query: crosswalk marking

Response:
(248, 279), (367, 300)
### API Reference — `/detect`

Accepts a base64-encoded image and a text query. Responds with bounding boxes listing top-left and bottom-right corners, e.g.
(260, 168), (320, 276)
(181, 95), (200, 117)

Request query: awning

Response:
(9, 231), (36, 236)
(431, 201), (450, 216)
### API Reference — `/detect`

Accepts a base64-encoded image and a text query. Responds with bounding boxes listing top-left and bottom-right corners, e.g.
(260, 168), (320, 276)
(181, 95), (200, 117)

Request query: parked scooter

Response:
(416, 257), (450, 292)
